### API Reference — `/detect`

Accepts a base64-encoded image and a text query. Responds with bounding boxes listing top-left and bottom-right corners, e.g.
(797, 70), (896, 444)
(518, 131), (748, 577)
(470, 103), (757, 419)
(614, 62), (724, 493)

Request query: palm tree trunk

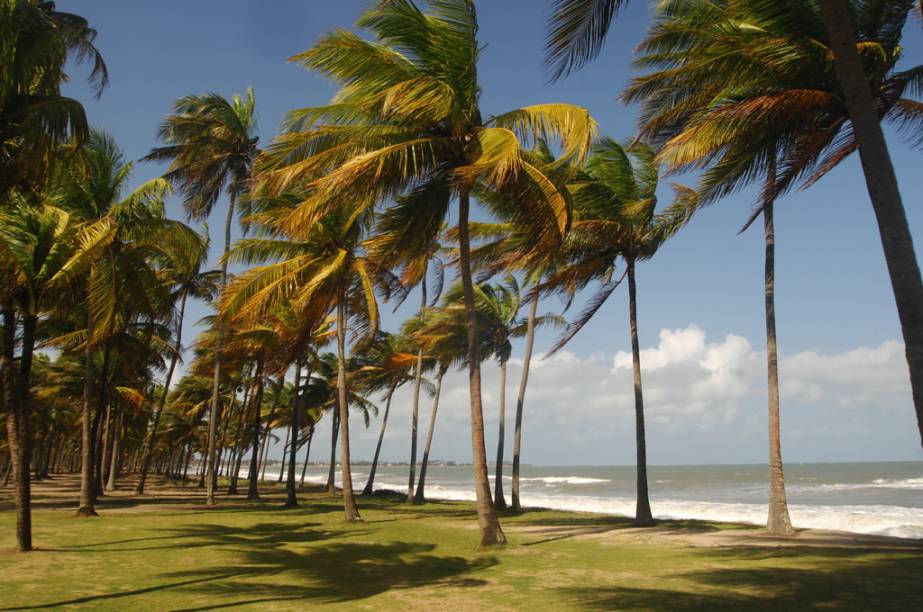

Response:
(414, 368), (445, 504)
(819, 0), (923, 448)
(286, 362), (303, 507)
(458, 189), (506, 546)
(3, 307), (35, 551)
(206, 192), (236, 505)
(247, 358), (265, 500)
(277, 426), (290, 483)
(407, 275), (427, 502)
(763, 195), (794, 536)
(627, 258), (653, 525)
(136, 291), (188, 494)
(228, 378), (251, 495)
(105, 404), (122, 491)
(364, 383), (396, 496)
(337, 297), (361, 521)
(493, 361), (508, 510)
(99, 401), (113, 494)
(326, 409), (339, 492)
(511, 293), (538, 513)
(299, 428), (313, 487)
(77, 307), (98, 516)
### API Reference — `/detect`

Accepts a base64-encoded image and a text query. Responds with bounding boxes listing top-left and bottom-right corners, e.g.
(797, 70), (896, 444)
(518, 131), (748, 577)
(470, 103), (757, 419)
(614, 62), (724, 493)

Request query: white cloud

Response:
(287, 325), (918, 466)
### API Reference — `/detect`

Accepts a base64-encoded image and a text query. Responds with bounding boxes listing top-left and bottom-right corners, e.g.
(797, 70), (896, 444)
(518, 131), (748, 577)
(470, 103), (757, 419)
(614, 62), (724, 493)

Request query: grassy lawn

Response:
(1, 477), (922, 610)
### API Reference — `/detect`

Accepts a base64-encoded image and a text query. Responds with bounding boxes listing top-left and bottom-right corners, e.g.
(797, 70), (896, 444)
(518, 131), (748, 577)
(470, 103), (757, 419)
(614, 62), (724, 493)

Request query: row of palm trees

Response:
(3, 0), (922, 552)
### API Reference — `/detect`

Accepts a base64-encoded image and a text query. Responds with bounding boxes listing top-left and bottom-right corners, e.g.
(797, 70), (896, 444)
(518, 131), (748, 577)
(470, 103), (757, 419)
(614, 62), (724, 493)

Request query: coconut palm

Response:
(145, 88), (259, 505)
(221, 203), (392, 521)
(54, 129), (200, 515)
(549, 0), (923, 448)
(410, 311), (463, 504)
(813, 0), (923, 447)
(466, 141), (576, 513)
(440, 277), (563, 509)
(354, 331), (417, 496)
(135, 235), (215, 494)
(0, 196), (112, 551)
(258, 0), (594, 545)
(0, 0), (107, 200)
(546, 138), (699, 525)
(367, 211), (447, 503)
(623, 0), (923, 530)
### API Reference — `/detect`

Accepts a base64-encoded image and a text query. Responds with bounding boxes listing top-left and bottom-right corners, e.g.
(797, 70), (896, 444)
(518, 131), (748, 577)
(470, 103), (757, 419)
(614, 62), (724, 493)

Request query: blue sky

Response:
(60, 1), (923, 465)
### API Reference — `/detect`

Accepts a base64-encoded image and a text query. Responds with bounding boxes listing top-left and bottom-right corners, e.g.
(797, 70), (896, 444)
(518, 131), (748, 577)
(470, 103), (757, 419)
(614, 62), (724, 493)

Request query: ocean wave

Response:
(798, 477), (923, 492)
(520, 476), (611, 485)
(250, 467), (923, 539)
(412, 484), (923, 539)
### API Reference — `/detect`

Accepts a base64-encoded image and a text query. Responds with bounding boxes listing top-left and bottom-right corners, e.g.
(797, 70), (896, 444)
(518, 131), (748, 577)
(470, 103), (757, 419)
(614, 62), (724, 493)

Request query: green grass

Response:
(1, 479), (922, 610)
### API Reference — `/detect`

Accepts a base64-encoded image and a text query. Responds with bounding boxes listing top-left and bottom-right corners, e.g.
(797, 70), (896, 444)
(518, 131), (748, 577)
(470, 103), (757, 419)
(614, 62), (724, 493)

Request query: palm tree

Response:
(0, 197), (110, 551)
(0, 0), (107, 200)
(55, 129), (200, 515)
(466, 141), (575, 513)
(222, 204), (388, 521)
(355, 331), (417, 496)
(146, 88), (259, 505)
(367, 209), (447, 503)
(815, 0), (923, 449)
(546, 139), (699, 525)
(258, 0), (595, 545)
(439, 277), (563, 510)
(623, 0), (923, 531)
(547, 0), (923, 448)
(135, 234), (215, 494)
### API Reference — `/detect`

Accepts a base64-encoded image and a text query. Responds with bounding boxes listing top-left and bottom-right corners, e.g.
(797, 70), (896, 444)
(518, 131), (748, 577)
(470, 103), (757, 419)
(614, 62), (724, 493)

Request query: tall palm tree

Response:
(0, 197), (110, 551)
(547, 139), (699, 525)
(410, 311), (463, 504)
(354, 331), (417, 496)
(466, 141), (576, 513)
(439, 277), (563, 510)
(258, 0), (594, 545)
(222, 205), (388, 521)
(548, 0), (923, 449)
(367, 212), (446, 503)
(135, 234), (215, 494)
(815, 0), (923, 449)
(56, 130), (200, 515)
(146, 88), (259, 505)
(623, 0), (923, 530)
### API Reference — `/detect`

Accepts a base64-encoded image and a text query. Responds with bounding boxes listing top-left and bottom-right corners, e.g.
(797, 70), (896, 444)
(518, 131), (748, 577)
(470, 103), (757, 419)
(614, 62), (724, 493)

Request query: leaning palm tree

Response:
(354, 331), (417, 496)
(410, 307), (466, 504)
(548, 0), (923, 449)
(547, 138), (699, 525)
(222, 205), (389, 521)
(257, 0), (595, 545)
(623, 0), (923, 530)
(145, 88), (259, 505)
(367, 210), (447, 503)
(439, 277), (563, 510)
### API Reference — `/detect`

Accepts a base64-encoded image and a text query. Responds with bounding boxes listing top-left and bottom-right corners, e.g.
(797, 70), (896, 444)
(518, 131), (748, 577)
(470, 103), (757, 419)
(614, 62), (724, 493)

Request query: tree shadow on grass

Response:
(153, 520), (497, 610)
(167, 542), (495, 610)
(0, 575), (237, 610)
(562, 546), (923, 610)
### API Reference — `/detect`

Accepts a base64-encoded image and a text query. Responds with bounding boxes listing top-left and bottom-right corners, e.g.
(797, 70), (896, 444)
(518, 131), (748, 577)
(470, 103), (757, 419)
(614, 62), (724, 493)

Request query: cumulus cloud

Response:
(285, 325), (917, 466)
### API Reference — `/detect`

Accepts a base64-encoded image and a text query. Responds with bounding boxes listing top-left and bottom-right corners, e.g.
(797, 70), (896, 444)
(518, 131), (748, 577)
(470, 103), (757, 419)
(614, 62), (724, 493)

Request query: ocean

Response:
(263, 461), (923, 539)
